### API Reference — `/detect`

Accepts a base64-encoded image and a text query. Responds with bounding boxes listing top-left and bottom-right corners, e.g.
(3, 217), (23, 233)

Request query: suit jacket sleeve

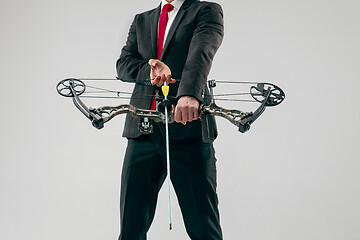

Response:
(177, 3), (224, 102)
(116, 14), (151, 83)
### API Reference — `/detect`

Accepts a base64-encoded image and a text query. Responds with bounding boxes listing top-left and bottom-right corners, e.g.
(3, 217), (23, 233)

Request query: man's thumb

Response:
(148, 59), (158, 67)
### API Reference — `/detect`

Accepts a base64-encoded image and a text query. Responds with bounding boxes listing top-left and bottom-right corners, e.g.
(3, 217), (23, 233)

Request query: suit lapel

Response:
(150, 4), (161, 59)
(160, 0), (198, 60)
(160, 8), (185, 60)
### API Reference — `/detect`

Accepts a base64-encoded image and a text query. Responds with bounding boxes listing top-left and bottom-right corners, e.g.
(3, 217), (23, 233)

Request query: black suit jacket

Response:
(116, 0), (224, 142)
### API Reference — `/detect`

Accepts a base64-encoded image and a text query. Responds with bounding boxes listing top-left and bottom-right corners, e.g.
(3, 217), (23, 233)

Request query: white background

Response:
(1, 0), (359, 239)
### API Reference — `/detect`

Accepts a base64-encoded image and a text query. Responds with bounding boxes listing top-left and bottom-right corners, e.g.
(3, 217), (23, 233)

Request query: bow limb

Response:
(236, 89), (271, 133)
(66, 80), (104, 129)
(236, 82), (285, 132)
(201, 81), (279, 133)
(200, 102), (254, 133)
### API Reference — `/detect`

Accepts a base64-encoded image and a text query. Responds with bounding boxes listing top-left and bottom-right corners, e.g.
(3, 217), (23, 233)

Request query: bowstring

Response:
(213, 99), (257, 102)
(213, 80), (261, 84)
(77, 78), (263, 85)
(86, 85), (133, 95)
(77, 79), (261, 103)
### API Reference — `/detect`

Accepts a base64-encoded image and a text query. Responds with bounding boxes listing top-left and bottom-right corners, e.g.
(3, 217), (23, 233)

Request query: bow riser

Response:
(95, 105), (175, 124)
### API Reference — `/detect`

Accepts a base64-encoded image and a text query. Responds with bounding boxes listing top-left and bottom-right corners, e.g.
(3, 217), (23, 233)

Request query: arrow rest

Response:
(157, 99), (173, 114)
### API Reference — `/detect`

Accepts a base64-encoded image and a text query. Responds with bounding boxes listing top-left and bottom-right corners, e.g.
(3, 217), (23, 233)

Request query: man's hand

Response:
(149, 59), (199, 124)
(175, 96), (200, 125)
(149, 59), (176, 87)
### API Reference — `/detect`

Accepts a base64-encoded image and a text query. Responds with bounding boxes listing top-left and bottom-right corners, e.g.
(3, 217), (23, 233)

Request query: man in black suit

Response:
(116, 0), (224, 239)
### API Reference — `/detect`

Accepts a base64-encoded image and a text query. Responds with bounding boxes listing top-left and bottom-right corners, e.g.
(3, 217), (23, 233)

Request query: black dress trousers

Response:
(118, 123), (223, 240)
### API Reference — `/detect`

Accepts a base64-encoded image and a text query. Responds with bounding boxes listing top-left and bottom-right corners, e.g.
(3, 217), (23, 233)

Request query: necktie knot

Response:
(162, 4), (174, 13)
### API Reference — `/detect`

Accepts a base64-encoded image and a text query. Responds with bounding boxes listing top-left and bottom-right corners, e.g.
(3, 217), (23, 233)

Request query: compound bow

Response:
(56, 78), (285, 133)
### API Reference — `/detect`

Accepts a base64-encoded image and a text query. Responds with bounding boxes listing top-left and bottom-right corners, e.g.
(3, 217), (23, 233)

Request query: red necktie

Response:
(157, 4), (174, 59)
(150, 4), (174, 110)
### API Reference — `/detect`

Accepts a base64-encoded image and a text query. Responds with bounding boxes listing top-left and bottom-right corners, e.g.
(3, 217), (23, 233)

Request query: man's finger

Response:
(174, 105), (181, 123)
(166, 75), (172, 83)
(148, 59), (158, 68)
(165, 76), (176, 83)
(188, 107), (198, 122)
(175, 107), (188, 125)
(181, 106), (189, 123)
(157, 81), (164, 87)
(151, 75), (161, 85)
(189, 109), (195, 122)
(156, 74), (166, 87)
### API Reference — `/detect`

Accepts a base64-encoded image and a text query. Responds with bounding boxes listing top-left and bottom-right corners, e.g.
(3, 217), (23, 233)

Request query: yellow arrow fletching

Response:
(162, 85), (169, 97)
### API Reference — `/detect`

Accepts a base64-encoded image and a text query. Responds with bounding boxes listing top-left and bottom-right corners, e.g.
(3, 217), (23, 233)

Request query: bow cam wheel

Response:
(250, 83), (285, 107)
(57, 78), (86, 97)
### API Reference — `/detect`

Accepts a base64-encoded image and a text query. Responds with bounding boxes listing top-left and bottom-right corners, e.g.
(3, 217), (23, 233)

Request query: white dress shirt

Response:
(160, 0), (185, 47)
